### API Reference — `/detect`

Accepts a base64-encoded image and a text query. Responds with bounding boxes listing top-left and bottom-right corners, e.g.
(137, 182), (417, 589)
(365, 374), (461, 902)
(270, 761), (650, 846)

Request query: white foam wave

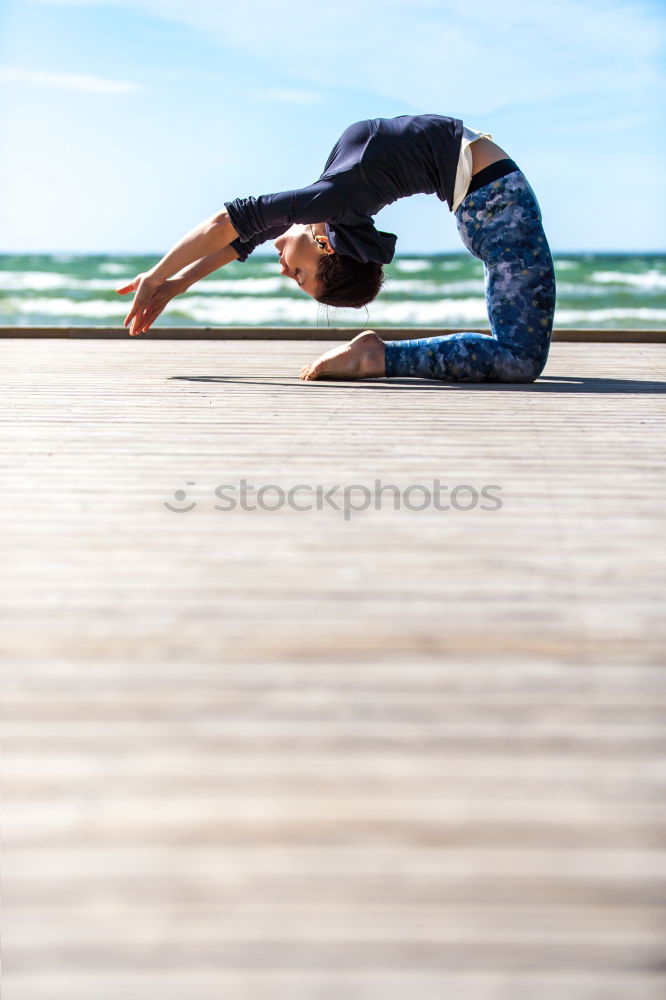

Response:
(3, 294), (490, 325)
(98, 262), (131, 275)
(252, 260), (282, 273)
(0, 271), (130, 292)
(394, 259), (430, 272)
(176, 295), (491, 326)
(375, 298), (489, 324)
(4, 297), (128, 318)
(0, 271), (74, 291)
(0, 270), (292, 295)
(555, 307), (666, 323)
(0, 270), (488, 298)
(200, 277), (288, 294)
(553, 260), (578, 270)
(5, 292), (666, 327)
(554, 282), (654, 297)
(385, 279), (485, 296)
(183, 296), (320, 324)
(592, 270), (666, 290)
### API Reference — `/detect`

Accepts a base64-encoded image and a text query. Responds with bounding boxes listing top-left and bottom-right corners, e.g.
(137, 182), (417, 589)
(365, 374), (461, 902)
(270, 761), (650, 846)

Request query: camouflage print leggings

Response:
(383, 169), (557, 382)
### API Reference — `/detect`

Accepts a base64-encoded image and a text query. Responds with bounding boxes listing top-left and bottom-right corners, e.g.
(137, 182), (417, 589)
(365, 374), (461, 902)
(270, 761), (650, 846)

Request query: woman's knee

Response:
(514, 353), (547, 383)
(494, 350), (547, 383)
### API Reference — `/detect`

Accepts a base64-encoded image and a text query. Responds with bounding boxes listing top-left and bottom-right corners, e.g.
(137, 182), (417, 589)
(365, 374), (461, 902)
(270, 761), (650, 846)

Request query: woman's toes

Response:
(299, 335), (385, 382)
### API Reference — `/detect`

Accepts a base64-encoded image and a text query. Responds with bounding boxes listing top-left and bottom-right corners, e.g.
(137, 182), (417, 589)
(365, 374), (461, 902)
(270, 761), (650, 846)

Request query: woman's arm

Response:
(120, 210), (239, 335)
(173, 244), (239, 289)
(147, 210), (239, 284)
(117, 245), (241, 336)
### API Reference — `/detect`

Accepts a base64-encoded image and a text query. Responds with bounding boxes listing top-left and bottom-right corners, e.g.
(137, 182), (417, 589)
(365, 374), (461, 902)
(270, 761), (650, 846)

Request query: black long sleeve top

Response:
(225, 114), (463, 265)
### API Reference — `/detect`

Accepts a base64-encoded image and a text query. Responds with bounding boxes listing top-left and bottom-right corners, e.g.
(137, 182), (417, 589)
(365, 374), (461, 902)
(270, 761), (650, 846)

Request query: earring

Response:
(311, 224), (327, 250)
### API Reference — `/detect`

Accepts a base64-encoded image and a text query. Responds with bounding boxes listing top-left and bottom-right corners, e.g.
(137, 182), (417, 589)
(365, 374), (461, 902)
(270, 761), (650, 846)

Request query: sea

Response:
(1, 252), (665, 330)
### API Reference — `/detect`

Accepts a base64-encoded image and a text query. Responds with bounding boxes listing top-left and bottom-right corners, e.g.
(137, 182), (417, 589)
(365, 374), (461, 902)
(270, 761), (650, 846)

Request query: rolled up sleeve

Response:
(230, 225), (290, 263)
(225, 181), (339, 244)
(225, 176), (397, 265)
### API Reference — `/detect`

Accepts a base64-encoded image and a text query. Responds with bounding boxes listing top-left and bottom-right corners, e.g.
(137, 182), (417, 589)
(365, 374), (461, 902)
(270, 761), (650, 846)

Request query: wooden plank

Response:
(1, 338), (665, 1000)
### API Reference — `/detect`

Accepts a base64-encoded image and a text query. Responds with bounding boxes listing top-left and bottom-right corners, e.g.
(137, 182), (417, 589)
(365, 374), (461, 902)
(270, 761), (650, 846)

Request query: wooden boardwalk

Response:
(1, 336), (665, 1000)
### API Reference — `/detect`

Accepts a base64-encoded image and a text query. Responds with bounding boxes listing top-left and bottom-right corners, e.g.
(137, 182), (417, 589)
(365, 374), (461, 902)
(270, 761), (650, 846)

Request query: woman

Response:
(117, 114), (556, 384)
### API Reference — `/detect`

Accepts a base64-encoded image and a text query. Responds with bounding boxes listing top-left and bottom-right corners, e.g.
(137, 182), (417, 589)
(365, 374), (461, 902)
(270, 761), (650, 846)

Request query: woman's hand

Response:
(116, 272), (157, 336)
(136, 278), (187, 335)
(116, 274), (185, 336)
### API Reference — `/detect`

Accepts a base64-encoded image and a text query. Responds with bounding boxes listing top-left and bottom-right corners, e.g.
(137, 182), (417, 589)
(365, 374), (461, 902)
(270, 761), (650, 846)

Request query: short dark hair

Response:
(314, 252), (384, 308)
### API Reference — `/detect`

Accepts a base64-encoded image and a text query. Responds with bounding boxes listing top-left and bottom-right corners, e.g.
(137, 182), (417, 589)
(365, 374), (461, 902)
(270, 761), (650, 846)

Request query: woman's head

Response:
(274, 224), (383, 308)
(314, 252), (384, 308)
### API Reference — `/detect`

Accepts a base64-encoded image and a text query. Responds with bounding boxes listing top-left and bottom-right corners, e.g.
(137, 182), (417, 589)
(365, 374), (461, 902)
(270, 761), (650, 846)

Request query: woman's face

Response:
(274, 224), (333, 298)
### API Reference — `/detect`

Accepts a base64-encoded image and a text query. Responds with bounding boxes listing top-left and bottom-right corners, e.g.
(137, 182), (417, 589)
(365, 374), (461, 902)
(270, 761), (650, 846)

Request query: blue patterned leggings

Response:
(384, 170), (556, 382)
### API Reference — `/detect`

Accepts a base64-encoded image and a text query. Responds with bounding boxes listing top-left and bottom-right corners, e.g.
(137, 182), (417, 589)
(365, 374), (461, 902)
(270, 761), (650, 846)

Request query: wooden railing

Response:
(1, 327), (665, 342)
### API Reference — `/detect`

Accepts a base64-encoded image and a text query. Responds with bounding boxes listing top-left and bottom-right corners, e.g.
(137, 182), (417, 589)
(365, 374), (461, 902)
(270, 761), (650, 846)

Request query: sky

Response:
(1, 0), (665, 254)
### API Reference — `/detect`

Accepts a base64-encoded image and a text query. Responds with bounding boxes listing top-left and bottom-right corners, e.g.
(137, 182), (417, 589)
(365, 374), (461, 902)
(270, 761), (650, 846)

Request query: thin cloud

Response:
(259, 88), (325, 105)
(15, 0), (111, 4)
(17, 1), (666, 110)
(0, 66), (140, 94)
(20, 0), (664, 114)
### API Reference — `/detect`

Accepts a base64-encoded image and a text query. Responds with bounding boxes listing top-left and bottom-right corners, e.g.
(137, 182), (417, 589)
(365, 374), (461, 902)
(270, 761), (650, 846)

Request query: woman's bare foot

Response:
(299, 331), (386, 381)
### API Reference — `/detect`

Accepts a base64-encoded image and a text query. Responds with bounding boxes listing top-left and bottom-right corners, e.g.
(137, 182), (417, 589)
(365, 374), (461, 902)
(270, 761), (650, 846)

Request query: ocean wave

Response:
(0, 270), (491, 299)
(251, 260), (282, 273)
(591, 270), (666, 290)
(98, 262), (132, 275)
(198, 277), (289, 294)
(555, 307), (666, 323)
(3, 297), (129, 318)
(0, 271), (79, 291)
(383, 279), (486, 296)
(3, 294), (491, 325)
(394, 259), (430, 272)
(553, 282), (666, 298)
(0, 271), (128, 292)
(6, 293), (666, 327)
(168, 295), (492, 325)
(0, 271), (292, 295)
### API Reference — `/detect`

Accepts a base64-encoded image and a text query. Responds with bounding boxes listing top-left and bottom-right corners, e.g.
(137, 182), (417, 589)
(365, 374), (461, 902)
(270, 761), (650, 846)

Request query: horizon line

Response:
(1, 249), (665, 258)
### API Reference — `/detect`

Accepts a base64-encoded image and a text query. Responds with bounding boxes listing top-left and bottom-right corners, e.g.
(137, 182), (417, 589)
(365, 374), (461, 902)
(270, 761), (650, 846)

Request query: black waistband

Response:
(465, 158), (520, 197)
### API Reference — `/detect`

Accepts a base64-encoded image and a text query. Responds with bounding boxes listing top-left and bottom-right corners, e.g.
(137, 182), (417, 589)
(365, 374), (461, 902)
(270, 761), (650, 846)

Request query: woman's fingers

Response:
(125, 305), (140, 329)
(116, 276), (140, 295)
(129, 306), (144, 335)
(140, 293), (169, 331)
(116, 275), (155, 332)
(134, 305), (155, 333)
(122, 278), (172, 336)
(138, 309), (159, 334)
(127, 290), (153, 334)
(133, 301), (160, 335)
(133, 307), (148, 335)
(116, 278), (139, 326)
(135, 308), (152, 334)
